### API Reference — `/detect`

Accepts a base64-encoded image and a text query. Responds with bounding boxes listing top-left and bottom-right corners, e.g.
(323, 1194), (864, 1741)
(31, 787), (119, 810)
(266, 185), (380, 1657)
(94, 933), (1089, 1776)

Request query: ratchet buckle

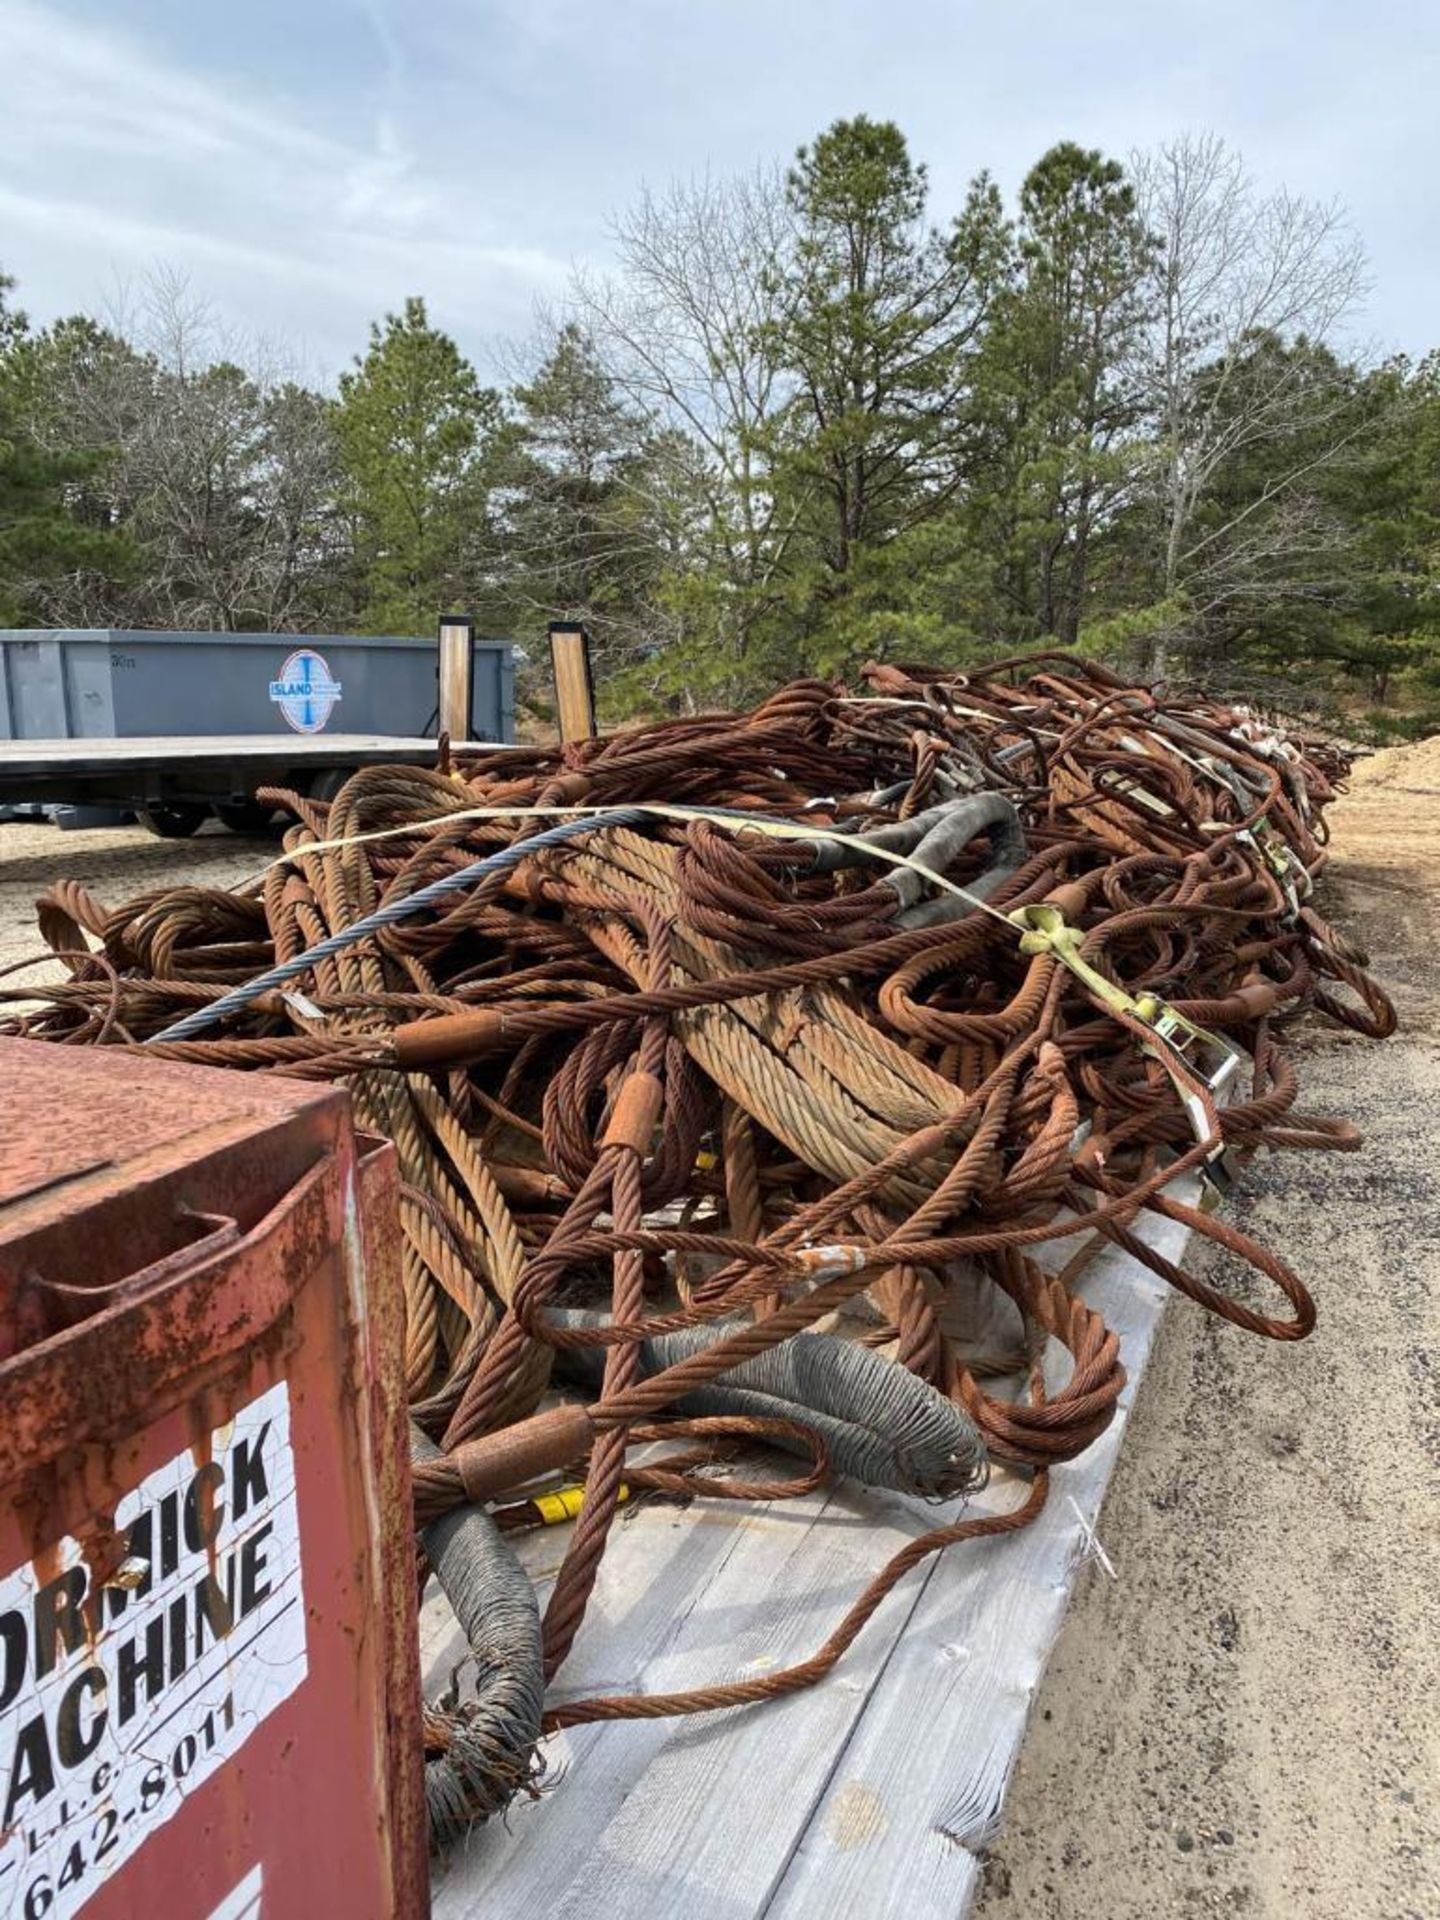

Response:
(1010, 903), (1238, 1157)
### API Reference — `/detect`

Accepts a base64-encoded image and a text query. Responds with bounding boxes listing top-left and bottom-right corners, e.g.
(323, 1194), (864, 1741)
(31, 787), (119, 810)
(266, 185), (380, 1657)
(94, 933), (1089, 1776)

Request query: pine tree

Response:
(501, 324), (658, 667)
(764, 117), (1009, 668)
(0, 276), (128, 622)
(968, 144), (1153, 646)
(334, 297), (503, 632)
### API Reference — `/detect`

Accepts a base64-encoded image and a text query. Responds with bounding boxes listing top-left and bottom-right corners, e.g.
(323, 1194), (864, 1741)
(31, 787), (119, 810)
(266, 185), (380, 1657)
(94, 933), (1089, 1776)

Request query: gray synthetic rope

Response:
(809, 793), (1027, 926)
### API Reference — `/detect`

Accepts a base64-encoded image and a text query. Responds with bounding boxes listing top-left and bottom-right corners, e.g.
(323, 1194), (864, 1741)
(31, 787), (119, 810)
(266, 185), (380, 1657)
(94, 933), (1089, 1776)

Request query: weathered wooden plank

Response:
(766, 1193), (1194, 1919)
(425, 1484), (786, 1914)
(425, 1187), (1196, 1918)
(548, 625), (597, 744)
(426, 1477), (956, 1918)
(438, 618), (475, 743)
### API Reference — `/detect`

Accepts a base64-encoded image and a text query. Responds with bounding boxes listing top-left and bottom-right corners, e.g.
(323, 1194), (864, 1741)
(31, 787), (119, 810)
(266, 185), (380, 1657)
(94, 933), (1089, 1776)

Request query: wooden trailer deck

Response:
(422, 1176), (1198, 1919)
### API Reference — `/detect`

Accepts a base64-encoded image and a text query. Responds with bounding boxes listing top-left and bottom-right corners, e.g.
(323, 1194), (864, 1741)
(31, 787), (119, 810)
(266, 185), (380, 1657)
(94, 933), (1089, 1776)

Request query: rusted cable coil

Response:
(4, 654), (1395, 1840)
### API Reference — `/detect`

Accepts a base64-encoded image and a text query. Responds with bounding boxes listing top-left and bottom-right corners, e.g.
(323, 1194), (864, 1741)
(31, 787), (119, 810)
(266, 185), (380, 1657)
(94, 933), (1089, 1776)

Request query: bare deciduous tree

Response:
(1130, 133), (1368, 673)
(570, 168), (803, 662)
(23, 269), (344, 631)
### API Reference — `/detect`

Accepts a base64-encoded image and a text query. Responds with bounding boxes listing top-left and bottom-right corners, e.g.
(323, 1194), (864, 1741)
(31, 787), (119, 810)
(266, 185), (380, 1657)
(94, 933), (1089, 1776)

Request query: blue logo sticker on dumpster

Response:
(269, 648), (342, 733)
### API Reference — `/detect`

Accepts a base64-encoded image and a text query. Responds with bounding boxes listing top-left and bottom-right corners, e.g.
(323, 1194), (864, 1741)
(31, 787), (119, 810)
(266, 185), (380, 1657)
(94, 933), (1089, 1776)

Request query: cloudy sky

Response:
(0, 0), (1433, 381)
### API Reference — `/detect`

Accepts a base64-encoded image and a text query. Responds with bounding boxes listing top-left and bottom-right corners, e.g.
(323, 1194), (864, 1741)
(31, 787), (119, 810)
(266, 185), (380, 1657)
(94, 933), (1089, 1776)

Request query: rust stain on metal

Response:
(0, 1038), (428, 1919)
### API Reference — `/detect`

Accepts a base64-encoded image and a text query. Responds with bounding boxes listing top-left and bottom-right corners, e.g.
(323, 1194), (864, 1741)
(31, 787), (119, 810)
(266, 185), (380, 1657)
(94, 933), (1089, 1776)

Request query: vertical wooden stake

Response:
(549, 622), (597, 743)
(438, 614), (474, 742)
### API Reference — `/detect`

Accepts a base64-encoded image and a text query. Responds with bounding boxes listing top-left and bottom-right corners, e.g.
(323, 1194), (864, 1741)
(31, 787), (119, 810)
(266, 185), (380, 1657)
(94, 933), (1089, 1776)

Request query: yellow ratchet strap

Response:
(1008, 903), (1239, 1154)
(1237, 820), (1312, 919)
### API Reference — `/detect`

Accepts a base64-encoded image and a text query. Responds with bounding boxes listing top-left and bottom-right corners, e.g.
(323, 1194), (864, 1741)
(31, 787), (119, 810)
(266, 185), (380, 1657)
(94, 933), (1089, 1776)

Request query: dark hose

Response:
(810, 793), (1028, 925)
(412, 1427), (545, 1844)
(553, 1316), (987, 1499)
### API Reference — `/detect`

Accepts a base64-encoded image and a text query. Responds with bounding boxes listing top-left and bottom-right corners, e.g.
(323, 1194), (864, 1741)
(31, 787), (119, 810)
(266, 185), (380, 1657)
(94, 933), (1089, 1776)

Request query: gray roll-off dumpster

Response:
(0, 629), (514, 741)
(0, 628), (515, 834)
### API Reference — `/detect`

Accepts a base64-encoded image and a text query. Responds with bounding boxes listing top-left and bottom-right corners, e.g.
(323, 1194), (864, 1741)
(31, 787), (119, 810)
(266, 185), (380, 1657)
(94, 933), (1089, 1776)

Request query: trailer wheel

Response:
(136, 803), (207, 839)
(214, 800), (277, 836)
(308, 765), (358, 806)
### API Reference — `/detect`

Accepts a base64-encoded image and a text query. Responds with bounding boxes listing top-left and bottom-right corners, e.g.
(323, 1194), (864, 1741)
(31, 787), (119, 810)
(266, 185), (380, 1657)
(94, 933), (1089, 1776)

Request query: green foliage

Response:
(760, 117), (1008, 666)
(4, 305), (345, 630)
(0, 430), (127, 624)
(965, 144), (1153, 646)
(3, 119), (1437, 730)
(1068, 597), (1190, 668)
(498, 324), (668, 674)
(334, 297), (504, 633)
(0, 277), (129, 623)
(1323, 355), (1440, 704)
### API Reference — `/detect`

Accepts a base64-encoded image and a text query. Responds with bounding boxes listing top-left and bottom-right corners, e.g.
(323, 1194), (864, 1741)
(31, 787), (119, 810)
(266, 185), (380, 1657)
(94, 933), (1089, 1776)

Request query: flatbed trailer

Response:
(0, 733), (440, 833)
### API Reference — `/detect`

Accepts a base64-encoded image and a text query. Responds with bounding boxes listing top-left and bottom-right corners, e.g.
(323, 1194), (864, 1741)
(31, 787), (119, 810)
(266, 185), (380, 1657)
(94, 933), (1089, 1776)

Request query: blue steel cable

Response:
(148, 808), (652, 1045)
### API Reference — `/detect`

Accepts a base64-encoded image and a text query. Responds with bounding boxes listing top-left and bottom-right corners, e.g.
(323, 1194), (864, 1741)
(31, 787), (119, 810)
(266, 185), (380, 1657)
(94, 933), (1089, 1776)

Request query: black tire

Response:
(136, 803), (207, 840)
(308, 765), (358, 806)
(213, 800), (277, 836)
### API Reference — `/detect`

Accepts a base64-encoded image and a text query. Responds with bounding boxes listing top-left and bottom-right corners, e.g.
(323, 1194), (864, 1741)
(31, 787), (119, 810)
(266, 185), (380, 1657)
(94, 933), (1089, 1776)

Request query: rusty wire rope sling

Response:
(549, 1310), (987, 1497)
(148, 807), (654, 1043)
(4, 654), (1397, 1843)
(147, 797), (1018, 1042)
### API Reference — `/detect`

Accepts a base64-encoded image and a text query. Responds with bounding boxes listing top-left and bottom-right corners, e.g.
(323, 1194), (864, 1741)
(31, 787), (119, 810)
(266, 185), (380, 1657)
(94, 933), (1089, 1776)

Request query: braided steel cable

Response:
(149, 807), (654, 1042)
(4, 651), (1398, 1844)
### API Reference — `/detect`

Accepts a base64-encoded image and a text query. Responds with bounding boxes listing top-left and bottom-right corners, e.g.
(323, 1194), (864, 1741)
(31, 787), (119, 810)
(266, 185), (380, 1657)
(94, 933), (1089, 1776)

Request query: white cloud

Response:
(0, 0), (1435, 378)
(0, 0), (570, 373)
(337, 115), (434, 228)
(0, 1), (336, 170)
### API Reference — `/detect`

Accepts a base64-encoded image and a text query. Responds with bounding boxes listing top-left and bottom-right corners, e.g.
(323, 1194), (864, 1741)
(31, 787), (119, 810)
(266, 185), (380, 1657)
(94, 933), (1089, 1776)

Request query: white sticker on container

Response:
(206, 1863), (263, 1920)
(0, 1379), (307, 1919)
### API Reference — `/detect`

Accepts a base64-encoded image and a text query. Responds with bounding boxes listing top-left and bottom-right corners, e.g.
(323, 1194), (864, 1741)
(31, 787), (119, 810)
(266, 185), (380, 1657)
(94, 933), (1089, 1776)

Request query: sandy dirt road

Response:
(975, 775), (1440, 1920)
(0, 816), (264, 979)
(2, 771), (1436, 1920)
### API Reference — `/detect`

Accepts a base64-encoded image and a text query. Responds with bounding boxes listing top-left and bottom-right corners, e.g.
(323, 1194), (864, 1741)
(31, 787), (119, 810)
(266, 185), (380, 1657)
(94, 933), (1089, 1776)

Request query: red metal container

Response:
(0, 1040), (427, 1920)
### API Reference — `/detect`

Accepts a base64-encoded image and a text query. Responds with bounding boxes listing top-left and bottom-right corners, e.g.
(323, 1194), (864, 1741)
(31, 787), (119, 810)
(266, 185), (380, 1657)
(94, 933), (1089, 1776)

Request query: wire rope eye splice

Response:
(1007, 901), (1242, 1164)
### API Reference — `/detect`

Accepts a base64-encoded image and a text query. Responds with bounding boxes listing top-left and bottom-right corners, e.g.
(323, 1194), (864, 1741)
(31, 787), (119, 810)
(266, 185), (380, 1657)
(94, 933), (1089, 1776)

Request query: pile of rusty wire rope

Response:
(2, 651), (1397, 1838)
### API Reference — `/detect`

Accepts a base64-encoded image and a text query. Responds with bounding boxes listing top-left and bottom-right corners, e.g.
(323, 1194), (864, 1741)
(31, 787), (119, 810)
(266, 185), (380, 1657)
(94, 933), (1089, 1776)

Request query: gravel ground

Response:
(2, 786), (1436, 1920)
